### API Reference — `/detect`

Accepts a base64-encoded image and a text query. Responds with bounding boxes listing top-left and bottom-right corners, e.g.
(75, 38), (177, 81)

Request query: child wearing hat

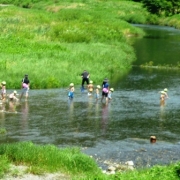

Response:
(160, 91), (165, 106)
(68, 83), (75, 99)
(108, 88), (114, 101)
(95, 85), (101, 101)
(87, 80), (94, 96)
(9, 90), (19, 101)
(1, 81), (6, 100)
(163, 88), (169, 99)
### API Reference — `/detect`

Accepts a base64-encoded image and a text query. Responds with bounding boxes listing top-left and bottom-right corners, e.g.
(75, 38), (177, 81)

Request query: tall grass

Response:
(158, 14), (180, 29)
(0, 141), (101, 175)
(0, 155), (10, 178)
(0, 1), (146, 89)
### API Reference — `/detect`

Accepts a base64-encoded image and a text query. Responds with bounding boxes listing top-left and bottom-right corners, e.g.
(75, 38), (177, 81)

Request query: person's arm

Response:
(14, 95), (19, 101)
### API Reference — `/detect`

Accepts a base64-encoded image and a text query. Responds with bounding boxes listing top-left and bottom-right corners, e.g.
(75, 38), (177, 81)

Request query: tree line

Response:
(132, 0), (180, 16)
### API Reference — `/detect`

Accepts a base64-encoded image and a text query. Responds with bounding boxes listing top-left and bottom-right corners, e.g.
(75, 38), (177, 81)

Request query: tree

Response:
(142, 0), (180, 16)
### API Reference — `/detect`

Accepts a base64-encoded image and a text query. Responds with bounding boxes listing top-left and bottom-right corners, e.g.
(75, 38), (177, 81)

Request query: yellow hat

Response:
(70, 83), (74, 87)
(110, 88), (114, 92)
(97, 85), (101, 89)
(1, 81), (6, 85)
(164, 88), (168, 92)
(89, 80), (93, 84)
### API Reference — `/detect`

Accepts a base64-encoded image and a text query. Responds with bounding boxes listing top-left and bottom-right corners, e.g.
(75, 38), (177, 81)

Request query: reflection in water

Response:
(0, 102), (5, 112)
(21, 101), (29, 130)
(87, 96), (93, 117)
(159, 106), (166, 121)
(159, 106), (166, 130)
(68, 99), (74, 121)
(0, 102), (5, 126)
(101, 103), (109, 138)
(8, 101), (17, 113)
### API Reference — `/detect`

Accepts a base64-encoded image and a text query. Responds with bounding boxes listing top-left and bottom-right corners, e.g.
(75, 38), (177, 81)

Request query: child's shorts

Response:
(68, 92), (74, 98)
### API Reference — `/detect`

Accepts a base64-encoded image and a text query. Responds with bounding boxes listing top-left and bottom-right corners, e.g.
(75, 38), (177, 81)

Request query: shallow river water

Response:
(1, 25), (180, 169)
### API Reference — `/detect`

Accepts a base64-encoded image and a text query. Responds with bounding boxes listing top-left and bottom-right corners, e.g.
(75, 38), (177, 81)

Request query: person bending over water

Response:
(20, 74), (30, 101)
(9, 90), (19, 102)
(101, 78), (109, 104)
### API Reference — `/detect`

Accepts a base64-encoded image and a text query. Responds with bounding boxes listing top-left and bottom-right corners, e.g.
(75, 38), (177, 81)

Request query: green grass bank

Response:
(0, 141), (180, 180)
(0, 0), (147, 89)
(0, 1), (180, 88)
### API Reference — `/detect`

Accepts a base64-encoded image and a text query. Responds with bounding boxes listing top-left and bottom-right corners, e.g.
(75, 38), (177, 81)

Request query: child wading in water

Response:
(160, 91), (165, 106)
(163, 88), (169, 99)
(87, 80), (94, 96)
(1, 81), (6, 101)
(9, 90), (19, 102)
(101, 78), (109, 104)
(68, 83), (75, 100)
(108, 88), (114, 101)
(95, 85), (101, 101)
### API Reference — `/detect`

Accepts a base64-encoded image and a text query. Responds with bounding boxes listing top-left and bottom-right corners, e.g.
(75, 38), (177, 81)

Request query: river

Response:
(0, 24), (180, 169)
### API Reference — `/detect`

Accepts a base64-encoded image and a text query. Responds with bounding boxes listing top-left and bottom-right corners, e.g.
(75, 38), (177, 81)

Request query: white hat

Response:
(70, 83), (74, 86)
(110, 88), (114, 92)
(164, 88), (168, 92)
(97, 85), (101, 89)
(1, 81), (6, 85)
(161, 91), (165, 94)
(14, 90), (17, 94)
(89, 80), (93, 84)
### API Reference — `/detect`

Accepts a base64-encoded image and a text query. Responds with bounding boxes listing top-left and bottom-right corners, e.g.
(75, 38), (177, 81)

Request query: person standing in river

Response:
(20, 74), (30, 101)
(101, 78), (109, 104)
(160, 91), (165, 106)
(81, 70), (90, 92)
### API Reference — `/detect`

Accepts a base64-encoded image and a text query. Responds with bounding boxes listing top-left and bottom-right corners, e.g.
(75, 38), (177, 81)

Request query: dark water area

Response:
(132, 24), (180, 66)
(1, 24), (180, 169)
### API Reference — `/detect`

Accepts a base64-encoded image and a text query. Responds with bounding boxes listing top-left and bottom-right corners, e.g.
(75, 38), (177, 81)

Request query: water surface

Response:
(1, 24), (180, 168)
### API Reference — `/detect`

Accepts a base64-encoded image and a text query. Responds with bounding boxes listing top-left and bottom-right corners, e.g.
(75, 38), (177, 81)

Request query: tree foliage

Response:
(141, 0), (180, 16)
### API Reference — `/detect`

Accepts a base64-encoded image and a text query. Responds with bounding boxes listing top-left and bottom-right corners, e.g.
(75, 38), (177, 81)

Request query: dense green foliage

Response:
(142, 0), (180, 16)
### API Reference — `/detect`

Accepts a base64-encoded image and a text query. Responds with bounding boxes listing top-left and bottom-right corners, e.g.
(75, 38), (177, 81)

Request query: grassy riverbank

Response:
(0, 0), (147, 89)
(0, 141), (179, 180)
(0, 0), (179, 87)
(1, 0), (180, 179)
